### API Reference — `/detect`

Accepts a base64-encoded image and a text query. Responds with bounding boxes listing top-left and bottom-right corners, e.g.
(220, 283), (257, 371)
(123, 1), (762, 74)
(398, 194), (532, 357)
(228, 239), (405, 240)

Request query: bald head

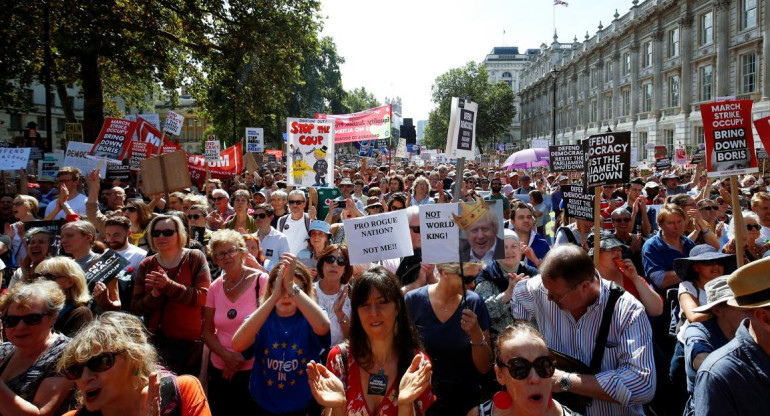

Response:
(540, 245), (595, 287)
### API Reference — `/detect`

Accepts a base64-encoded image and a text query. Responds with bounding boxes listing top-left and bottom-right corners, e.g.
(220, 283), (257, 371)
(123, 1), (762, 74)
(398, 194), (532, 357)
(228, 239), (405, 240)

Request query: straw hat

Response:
(727, 257), (770, 309)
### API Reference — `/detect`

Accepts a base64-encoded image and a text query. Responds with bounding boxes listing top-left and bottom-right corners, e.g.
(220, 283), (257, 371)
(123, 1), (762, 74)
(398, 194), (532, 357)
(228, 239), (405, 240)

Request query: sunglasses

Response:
(288, 200), (304, 205)
(254, 213), (269, 219)
(323, 255), (347, 266)
(699, 206), (717, 211)
(612, 218), (631, 223)
(2, 312), (47, 328)
(747, 224), (762, 231)
(31, 272), (62, 281)
(497, 356), (556, 380)
(151, 229), (176, 238)
(121, 206), (138, 213)
(64, 351), (124, 380)
(187, 214), (203, 220)
(214, 197), (228, 201)
(409, 226), (421, 234)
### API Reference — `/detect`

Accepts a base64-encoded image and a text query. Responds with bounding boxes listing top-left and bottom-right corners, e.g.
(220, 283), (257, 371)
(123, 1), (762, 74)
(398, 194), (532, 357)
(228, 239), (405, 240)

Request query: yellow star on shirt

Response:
(298, 369), (305, 376)
(300, 358), (308, 365)
(281, 342), (287, 348)
(297, 348), (303, 355)
(272, 343), (279, 349)
(292, 343), (298, 350)
(290, 379), (296, 386)
(278, 382), (285, 389)
(267, 379), (274, 386)
(264, 348), (269, 355)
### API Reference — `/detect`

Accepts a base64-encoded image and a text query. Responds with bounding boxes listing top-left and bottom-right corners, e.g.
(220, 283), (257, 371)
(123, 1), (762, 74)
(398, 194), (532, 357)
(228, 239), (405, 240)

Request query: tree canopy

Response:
(423, 62), (516, 152)
(342, 87), (381, 113)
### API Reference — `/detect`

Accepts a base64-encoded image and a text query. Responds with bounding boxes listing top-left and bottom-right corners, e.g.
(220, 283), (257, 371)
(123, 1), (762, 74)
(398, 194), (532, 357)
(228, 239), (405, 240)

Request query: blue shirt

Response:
(249, 310), (331, 413)
(684, 318), (729, 394)
(641, 234), (695, 289)
(694, 320), (770, 416)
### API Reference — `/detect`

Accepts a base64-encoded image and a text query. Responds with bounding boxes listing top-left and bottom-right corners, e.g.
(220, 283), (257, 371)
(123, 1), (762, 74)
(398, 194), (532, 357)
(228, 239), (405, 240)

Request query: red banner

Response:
(700, 99), (758, 177)
(317, 105), (392, 144)
(133, 118), (181, 156)
(753, 115), (770, 158)
(187, 143), (243, 185)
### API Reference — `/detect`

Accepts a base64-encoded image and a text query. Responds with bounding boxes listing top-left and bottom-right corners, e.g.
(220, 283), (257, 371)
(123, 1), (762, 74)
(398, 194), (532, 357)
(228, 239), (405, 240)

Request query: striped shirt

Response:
(511, 276), (656, 416)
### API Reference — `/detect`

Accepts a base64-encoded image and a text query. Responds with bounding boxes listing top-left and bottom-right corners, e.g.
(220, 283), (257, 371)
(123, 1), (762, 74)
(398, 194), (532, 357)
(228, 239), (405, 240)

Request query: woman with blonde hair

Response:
(34, 256), (93, 336)
(59, 312), (211, 416)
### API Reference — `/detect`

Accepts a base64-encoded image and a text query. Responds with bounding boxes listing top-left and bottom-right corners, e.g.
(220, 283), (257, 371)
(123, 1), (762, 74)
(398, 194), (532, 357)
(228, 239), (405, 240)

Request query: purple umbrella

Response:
(502, 148), (550, 170)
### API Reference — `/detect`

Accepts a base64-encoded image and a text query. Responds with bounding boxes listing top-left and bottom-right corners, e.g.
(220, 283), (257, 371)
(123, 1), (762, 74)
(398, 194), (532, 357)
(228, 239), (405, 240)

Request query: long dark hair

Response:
(349, 266), (423, 378)
(316, 244), (352, 284)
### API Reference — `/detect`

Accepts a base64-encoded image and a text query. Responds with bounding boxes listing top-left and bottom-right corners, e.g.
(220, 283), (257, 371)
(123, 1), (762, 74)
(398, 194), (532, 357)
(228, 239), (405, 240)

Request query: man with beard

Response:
(484, 177), (511, 219)
(103, 216), (147, 312)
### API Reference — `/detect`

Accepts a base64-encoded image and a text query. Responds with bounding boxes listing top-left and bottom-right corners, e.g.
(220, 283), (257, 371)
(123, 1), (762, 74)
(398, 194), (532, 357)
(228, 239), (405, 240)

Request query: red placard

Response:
(700, 99), (758, 177)
(90, 118), (138, 162)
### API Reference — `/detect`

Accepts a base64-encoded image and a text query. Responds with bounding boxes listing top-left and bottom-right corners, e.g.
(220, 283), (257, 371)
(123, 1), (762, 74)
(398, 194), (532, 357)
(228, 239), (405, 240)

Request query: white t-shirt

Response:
(115, 243), (148, 273)
(314, 281), (351, 347)
(677, 280), (709, 342)
(44, 193), (88, 220)
(281, 215), (309, 255)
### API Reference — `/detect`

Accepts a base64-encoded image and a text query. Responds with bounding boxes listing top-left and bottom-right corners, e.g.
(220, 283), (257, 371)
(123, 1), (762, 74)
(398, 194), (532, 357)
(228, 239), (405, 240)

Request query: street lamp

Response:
(550, 67), (559, 146)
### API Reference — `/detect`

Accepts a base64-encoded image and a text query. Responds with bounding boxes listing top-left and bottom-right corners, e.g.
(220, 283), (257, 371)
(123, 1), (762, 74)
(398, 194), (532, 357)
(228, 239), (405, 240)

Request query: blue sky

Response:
(321, 0), (636, 120)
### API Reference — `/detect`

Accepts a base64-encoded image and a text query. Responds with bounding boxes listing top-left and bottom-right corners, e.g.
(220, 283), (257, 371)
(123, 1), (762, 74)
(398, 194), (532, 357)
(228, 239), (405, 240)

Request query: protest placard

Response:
(344, 210), (412, 264)
(128, 141), (148, 172)
(458, 199), (505, 262)
(84, 249), (130, 289)
(561, 184), (595, 221)
(139, 151), (192, 195)
(89, 118), (138, 162)
(138, 114), (161, 130)
(187, 143), (243, 186)
(445, 98), (478, 159)
(548, 145), (584, 172)
(190, 226), (207, 246)
(0, 148), (32, 170)
(245, 128), (264, 152)
(395, 138), (407, 158)
(286, 118), (335, 187)
(420, 203), (460, 264)
(317, 105), (391, 144)
(163, 111), (184, 136)
(752, 115), (770, 163)
(38, 153), (63, 181)
(583, 131), (631, 189)
(205, 140), (220, 163)
(701, 99), (758, 177)
(106, 163), (130, 181)
(674, 144), (688, 165)
(65, 123), (83, 142)
(64, 142), (107, 178)
(655, 157), (672, 171)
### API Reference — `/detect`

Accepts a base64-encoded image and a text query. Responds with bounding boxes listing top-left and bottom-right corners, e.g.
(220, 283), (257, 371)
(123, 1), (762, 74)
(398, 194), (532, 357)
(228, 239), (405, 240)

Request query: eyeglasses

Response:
(612, 217), (631, 223)
(497, 356), (556, 380)
(151, 229), (176, 238)
(409, 226), (420, 234)
(747, 224), (762, 231)
(323, 255), (347, 266)
(288, 200), (305, 205)
(2, 312), (47, 328)
(254, 213), (269, 219)
(121, 206), (138, 213)
(187, 214), (203, 220)
(215, 247), (240, 260)
(63, 351), (124, 380)
(545, 285), (578, 305)
(31, 272), (63, 281)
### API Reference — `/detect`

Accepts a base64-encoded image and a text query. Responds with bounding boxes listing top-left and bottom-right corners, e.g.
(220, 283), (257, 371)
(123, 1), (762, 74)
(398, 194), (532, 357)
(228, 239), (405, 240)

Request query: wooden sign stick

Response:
(730, 175), (746, 268)
(593, 186), (602, 266)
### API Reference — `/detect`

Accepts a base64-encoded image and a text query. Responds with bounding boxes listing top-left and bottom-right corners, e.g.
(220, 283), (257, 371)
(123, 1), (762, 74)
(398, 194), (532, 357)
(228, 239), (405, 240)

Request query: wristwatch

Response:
(289, 284), (302, 297)
(559, 373), (572, 392)
(470, 334), (487, 347)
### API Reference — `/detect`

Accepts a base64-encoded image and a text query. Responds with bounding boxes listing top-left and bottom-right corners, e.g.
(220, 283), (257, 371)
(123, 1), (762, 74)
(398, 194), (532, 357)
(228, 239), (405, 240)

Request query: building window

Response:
(668, 28), (679, 58)
(669, 75), (680, 107)
(605, 95), (613, 119)
(623, 52), (631, 75)
(605, 62), (613, 82)
(694, 126), (705, 145)
(505, 80), (512, 88)
(742, 0), (757, 29)
(56, 118), (65, 132)
(700, 65), (713, 101)
(741, 53), (756, 93)
(643, 42), (653, 67)
(10, 114), (22, 130)
(590, 100), (597, 122)
(700, 11), (713, 46)
(643, 83), (653, 112)
(663, 130), (675, 156)
(591, 69), (598, 88)
(622, 90), (631, 116)
(502, 72), (512, 78)
(638, 131), (648, 157)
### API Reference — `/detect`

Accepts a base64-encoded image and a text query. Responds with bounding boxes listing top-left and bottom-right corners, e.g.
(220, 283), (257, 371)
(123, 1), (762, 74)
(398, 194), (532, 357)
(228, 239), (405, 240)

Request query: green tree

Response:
(423, 62), (516, 153)
(342, 87), (380, 113)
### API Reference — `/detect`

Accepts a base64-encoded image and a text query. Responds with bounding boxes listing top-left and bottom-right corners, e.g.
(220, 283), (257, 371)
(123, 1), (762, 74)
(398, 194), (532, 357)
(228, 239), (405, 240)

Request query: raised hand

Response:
(398, 354), (433, 406)
(307, 361), (346, 408)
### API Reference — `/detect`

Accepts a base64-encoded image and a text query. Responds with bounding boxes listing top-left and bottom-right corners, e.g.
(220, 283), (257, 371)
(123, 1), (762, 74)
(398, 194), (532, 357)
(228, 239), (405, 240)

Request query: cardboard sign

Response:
(139, 151), (192, 195)
(549, 145), (584, 172)
(445, 97), (478, 159)
(205, 140), (221, 163)
(286, 118), (335, 187)
(420, 204), (460, 264)
(38, 153), (63, 181)
(0, 148), (32, 170)
(317, 105), (392, 144)
(163, 111), (184, 136)
(756, 148), (768, 160)
(583, 131), (631, 189)
(63, 142), (107, 178)
(701, 99), (758, 177)
(344, 210), (413, 264)
(187, 143), (243, 186)
(655, 157), (672, 171)
(245, 152), (259, 174)
(90, 118), (138, 162)
(245, 127), (264, 152)
(65, 123), (83, 142)
(84, 249), (130, 289)
(561, 184), (595, 221)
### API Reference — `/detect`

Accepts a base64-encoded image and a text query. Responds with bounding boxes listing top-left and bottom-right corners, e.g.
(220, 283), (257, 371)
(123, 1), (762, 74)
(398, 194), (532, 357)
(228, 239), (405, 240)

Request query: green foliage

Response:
(423, 62), (516, 153)
(342, 87), (381, 113)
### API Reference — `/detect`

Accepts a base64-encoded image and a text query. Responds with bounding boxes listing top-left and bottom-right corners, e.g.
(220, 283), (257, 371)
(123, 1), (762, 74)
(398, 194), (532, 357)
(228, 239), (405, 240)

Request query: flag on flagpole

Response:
(554, 0), (568, 6)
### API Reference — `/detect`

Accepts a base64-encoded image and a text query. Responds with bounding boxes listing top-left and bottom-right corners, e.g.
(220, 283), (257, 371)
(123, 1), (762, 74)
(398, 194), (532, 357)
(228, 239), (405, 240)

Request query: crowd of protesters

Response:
(0, 156), (769, 416)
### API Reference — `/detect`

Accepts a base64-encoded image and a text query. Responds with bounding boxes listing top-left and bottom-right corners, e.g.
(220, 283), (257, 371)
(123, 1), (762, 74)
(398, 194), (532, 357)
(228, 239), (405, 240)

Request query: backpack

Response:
(557, 226), (578, 245)
(277, 213), (310, 234)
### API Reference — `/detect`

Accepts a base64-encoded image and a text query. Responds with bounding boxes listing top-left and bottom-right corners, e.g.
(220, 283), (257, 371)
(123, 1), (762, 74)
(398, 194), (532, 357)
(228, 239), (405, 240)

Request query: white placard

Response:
(63, 142), (107, 178)
(395, 138), (407, 158)
(0, 148), (32, 170)
(138, 113), (161, 131)
(38, 153), (64, 181)
(246, 128), (264, 152)
(344, 210), (413, 264)
(445, 98), (478, 159)
(163, 111), (184, 136)
(287, 118), (335, 187)
(420, 204), (460, 264)
(205, 140), (221, 163)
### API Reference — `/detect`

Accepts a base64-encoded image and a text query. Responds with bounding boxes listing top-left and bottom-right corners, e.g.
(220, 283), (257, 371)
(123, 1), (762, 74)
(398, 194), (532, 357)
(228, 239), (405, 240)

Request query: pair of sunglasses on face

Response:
(323, 255), (347, 266)
(497, 356), (556, 380)
(2, 312), (48, 328)
(63, 351), (124, 380)
(150, 229), (176, 238)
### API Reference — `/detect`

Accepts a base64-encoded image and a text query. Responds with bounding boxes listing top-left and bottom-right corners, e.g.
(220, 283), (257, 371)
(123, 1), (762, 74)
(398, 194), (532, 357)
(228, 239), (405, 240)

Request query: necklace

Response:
(367, 358), (388, 396)
(224, 270), (248, 292)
